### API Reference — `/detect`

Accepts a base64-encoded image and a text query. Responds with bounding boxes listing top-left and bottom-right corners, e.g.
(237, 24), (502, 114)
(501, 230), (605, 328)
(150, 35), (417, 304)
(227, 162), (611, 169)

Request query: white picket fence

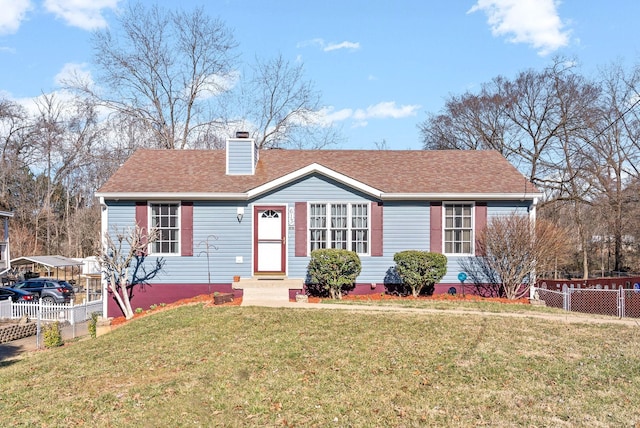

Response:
(0, 298), (103, 325)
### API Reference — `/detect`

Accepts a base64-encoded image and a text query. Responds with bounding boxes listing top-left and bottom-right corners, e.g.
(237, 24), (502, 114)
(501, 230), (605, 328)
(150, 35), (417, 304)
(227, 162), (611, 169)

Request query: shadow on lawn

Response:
(0, 342), (24, 366)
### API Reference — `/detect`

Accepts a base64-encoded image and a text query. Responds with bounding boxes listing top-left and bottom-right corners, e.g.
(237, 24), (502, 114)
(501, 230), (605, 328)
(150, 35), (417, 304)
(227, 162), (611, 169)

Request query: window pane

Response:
(331, 229), (347, 249)
(351, 204), (368, 254)
(443, 204), (473, 254)
(151, 203), (179, 254)
(308, 202), (370, 255)
(331, 204), (347, 228)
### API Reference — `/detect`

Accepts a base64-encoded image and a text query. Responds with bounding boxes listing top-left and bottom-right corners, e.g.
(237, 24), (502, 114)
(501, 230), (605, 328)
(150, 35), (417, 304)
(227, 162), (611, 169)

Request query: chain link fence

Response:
(534, 281), (640, 318)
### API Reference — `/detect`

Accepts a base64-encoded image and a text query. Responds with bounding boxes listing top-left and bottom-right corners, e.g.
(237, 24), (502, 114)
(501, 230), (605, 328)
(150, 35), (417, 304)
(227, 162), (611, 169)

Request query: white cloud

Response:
(313, 102), (421, 128)
(198, 71), (240, 99)
(316, 107), (353, 124)
(44, 0), (120, 31)
(296, 38), (325, 49)
(54, 62), (94, 87)
(324, 41), (360, 52)
(297, 38), (360, 52)
(0, 0), (32, 35)
(468, 0), (570, 56)
(353, 102), (421, 120)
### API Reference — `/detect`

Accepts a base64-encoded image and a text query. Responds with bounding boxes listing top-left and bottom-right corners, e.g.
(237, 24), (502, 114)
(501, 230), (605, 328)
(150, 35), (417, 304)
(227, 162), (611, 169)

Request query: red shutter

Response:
(475, 202), (487, 256)
(135, 202), (148, 231)
(181, 202), (193, 256)
(371, 202), (383, 256)
(429, 202), (442, 253)
(135, 202), (148, 253)
(295, 202), (307, 256)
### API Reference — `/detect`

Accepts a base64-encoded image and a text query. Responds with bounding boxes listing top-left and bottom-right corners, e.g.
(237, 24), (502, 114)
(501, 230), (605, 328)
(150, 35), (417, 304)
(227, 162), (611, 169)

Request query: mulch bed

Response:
(295, 293), (529, 304)
(337, 293), (529, 304)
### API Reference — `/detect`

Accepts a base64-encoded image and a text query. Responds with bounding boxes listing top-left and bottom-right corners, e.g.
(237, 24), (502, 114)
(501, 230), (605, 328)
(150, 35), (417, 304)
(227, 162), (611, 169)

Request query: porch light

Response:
(237, 207), (244, 223)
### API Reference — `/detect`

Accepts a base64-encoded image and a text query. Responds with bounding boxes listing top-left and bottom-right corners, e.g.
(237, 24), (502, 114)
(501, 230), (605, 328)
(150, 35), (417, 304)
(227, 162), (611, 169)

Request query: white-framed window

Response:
(150, 203), (180, 255)
(444, 203), (473, 254)
(309, 202), (369, 255)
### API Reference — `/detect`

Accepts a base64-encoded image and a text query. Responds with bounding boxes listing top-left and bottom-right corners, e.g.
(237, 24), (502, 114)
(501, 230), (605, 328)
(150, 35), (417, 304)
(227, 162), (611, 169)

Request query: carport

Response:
(9, 255), (84, 283)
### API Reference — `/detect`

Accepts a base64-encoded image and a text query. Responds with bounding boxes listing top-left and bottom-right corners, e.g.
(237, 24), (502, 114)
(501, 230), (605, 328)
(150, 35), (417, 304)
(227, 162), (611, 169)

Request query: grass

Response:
(322, 294), (572, 314)
(1, 304), (640, 426)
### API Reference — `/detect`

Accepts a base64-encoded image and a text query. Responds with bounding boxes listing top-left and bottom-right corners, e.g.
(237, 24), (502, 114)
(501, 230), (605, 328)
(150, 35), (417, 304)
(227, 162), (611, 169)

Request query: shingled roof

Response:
(96, 148), (540, 199)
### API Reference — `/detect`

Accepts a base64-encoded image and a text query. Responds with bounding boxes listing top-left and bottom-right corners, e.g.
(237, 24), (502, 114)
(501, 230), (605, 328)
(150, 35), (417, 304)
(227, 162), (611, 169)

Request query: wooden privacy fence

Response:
(0, 298), (103, 324)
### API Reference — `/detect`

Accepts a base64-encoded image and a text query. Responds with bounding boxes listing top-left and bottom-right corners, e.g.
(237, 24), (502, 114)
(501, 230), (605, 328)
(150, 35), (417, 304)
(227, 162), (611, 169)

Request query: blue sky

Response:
(1, 0), (639, 150)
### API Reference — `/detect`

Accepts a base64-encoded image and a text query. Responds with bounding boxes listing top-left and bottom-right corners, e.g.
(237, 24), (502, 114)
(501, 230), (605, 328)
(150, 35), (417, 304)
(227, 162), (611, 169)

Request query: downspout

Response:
(100, 197), (109, 317)
(529, 197), (538, 300)
(3, 216), (9, 274)
(4, 217), (11, 271)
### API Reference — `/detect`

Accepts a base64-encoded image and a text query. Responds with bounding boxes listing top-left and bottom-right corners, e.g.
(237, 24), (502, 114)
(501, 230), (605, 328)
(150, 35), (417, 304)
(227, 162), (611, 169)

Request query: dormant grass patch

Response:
(0, 304), (639, 426)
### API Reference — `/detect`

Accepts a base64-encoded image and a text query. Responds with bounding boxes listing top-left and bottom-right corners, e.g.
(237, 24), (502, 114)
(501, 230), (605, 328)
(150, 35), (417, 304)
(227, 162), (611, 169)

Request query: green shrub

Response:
(88, 312), (99, 339)
(307, 249), (362, 299)
(393, 251), (448, 297)
(43, 322), (63, 348)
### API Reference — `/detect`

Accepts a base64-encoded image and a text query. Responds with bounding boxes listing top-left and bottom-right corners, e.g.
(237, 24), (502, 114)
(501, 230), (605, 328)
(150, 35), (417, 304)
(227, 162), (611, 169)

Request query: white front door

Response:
(254, 206), (286, 273)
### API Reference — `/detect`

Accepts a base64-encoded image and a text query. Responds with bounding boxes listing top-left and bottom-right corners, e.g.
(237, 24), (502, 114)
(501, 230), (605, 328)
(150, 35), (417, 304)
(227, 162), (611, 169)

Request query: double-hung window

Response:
(309, 202), (369, 255)
(444, 204), (473, 254)
(150, 203), (180, 254)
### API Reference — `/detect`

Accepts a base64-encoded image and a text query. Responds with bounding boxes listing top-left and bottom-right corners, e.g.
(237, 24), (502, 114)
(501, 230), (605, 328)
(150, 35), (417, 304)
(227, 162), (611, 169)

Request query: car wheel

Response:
(41, 296), (55, 304)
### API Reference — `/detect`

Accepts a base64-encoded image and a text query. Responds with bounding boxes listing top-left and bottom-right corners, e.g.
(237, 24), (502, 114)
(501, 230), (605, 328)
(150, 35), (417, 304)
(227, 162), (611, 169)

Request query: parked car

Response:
(0, 286), (36, 302)
(11, 278), (75, 303)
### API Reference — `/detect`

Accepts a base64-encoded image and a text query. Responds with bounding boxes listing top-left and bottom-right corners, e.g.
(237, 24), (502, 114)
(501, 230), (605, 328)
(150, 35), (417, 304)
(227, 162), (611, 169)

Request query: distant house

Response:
(0, 210), (13, 277)
(96, 135), (541, 316)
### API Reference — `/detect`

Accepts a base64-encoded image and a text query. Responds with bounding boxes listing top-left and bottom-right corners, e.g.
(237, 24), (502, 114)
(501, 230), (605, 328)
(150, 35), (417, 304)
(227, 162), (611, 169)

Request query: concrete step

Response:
(233, 277), (304, 290)
(241, 287), (291, 306)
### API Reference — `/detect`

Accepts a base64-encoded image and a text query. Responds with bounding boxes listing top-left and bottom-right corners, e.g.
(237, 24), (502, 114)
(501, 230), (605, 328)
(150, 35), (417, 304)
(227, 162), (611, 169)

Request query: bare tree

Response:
(419, 58), (606, 277)
(28, 93), (103, 255)
(583, 63), (640, 273)
(420, 59), (595, 185)
(469, 215), (571, 299)
(69, 2), (238, 150)
(98, 226), (162, 319)
(238, 54), (340, 149)
(420, 83), (514, 156)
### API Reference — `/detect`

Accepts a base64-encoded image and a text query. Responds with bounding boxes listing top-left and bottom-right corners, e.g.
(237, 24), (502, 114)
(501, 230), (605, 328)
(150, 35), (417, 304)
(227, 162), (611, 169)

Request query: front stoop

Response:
(234, 277), (304, 306)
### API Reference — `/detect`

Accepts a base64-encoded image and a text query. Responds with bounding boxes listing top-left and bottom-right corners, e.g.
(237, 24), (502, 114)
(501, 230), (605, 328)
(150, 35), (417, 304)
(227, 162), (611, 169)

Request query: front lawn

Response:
(0, 304), (639, 426)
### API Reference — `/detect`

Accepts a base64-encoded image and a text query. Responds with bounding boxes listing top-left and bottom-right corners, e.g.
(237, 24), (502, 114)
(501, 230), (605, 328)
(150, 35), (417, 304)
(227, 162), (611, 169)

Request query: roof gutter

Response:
(97, 191), (544, 202)
(95, 192), (249, 201)
(381, 192), (544, 201)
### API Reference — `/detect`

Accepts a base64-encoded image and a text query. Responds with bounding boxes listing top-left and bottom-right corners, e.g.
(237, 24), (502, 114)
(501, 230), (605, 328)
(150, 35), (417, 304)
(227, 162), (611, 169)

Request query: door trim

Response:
(253, 205), (287, 274)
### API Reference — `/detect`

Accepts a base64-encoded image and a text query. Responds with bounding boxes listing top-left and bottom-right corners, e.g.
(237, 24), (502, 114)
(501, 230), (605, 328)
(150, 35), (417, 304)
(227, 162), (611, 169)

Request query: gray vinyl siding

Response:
(441, 200), (533, 283)
(104, 183), (535, 286)
(102, 201), (137, 267)
(227, 140), (255, 175)
(157, 202), (253, 283)
(106, 201), (136, 230)
(487, 200), (530, 218)
(257, 180), (431, 284)
(374, 201), (430, 284)
(254, 174), (374, 281)
(104, 200), (254, 284)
